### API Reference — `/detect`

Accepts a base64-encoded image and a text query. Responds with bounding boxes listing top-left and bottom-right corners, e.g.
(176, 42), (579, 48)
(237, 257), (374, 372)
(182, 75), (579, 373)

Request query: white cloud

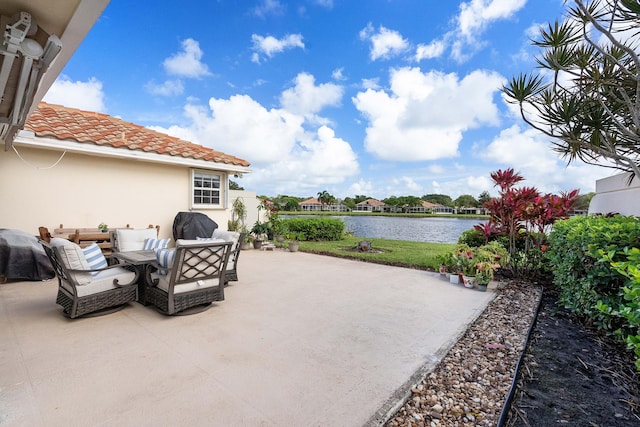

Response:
(359, 23), (410, 61)
(145, 79), (184, 96)
(347, 179), (375, 197)
(332, 67), (346, 81)
(251, 33), (304, 63)
(361, 78), (381, 90)
(236, 125), (359, 195)
(148, 80), (360, 196)
(279, 72), (343, 120)
(396, 176), (422, 192)
(252, 0), (285, 18)
(43, 76), (106, 112)
(353, 67), (504, 161)
(451, 0), (527, 62)
(427, 174), (495, 199)
(415, 39), (446, 61)
(313, 0), (333, 8)
(413, 0), (527, 64)
(484, 124), (610, 194)
(163, 38), (211, 78)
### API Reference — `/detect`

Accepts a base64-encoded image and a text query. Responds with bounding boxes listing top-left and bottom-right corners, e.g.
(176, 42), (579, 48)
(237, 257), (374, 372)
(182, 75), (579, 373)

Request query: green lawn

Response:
(290, 236), (455, 270)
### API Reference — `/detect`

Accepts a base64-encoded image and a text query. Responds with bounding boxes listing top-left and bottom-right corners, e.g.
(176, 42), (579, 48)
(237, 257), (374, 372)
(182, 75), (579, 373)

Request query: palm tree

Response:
(317, 190), (335, 211)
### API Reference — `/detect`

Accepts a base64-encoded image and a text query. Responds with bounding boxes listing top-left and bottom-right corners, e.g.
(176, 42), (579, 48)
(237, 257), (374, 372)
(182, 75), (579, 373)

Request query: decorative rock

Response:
(382, 283), (542, 427)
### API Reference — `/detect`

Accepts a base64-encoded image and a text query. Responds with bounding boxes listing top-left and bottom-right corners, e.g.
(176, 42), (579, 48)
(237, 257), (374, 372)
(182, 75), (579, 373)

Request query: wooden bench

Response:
(46, 224), (160, 255)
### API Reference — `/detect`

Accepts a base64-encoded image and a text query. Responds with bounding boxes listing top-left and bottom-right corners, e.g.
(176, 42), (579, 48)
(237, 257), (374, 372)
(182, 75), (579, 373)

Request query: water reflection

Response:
(288, 215), (486, 244)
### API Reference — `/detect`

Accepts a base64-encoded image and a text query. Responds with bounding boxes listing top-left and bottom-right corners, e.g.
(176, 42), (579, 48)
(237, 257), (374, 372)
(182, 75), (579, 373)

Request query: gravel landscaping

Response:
(382, 280), (640, 427)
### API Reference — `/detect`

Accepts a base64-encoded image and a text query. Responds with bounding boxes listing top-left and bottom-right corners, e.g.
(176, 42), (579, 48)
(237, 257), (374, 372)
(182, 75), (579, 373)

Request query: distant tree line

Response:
(232, 180), (594, 213)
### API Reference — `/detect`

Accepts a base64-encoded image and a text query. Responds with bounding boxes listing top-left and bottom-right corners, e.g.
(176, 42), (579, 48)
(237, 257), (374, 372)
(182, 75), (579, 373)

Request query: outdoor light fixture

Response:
(0, 11), (62, 147)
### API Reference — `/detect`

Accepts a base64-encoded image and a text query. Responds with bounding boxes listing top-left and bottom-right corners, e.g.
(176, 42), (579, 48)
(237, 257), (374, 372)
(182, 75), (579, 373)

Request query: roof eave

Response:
(13, 130), (252, 174)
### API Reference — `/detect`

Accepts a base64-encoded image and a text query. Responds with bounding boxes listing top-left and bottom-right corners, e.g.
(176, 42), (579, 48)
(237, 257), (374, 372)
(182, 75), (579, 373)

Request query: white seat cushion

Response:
(150, 272), (218, 294)
(60, 267), (136, 296)
(176, 238), (225, 247)
(50, 239), (91, 285)
(211, 230), (240, 269)
(116, 228), (158, 252)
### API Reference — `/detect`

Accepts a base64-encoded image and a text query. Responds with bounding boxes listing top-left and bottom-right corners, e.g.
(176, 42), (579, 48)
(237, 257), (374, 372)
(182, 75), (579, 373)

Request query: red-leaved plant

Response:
(482, 168), (579, 278)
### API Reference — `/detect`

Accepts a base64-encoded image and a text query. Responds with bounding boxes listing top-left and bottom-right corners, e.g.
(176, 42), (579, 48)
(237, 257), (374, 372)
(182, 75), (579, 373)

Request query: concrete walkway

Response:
(0, 250), (495, 426)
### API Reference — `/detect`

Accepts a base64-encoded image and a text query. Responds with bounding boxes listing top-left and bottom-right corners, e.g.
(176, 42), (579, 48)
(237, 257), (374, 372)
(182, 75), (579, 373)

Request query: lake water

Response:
(288, 215), (485, 244)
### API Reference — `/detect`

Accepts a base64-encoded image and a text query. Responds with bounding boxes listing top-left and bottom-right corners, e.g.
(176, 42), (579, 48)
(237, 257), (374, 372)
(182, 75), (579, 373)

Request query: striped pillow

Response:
(82, 242), (108, 276)
(156, 248), (176, 275)
(143, 238), (170, 250)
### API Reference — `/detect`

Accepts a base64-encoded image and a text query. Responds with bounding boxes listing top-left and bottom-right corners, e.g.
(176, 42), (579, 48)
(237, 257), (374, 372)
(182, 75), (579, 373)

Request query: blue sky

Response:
(43, 0), (612, 200)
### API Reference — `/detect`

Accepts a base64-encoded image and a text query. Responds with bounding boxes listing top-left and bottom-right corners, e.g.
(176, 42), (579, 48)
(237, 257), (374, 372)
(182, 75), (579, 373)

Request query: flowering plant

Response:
(446, 242), (508, 279)
(455, 247), (477, 276)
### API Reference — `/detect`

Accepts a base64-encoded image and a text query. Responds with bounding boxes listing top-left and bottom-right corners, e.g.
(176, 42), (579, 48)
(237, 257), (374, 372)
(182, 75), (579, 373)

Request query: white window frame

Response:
(191, 169), (225, 209)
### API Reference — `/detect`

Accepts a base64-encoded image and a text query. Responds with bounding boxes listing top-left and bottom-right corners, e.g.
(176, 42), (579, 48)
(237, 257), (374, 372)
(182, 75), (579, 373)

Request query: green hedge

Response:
(281, 217), (345, 241)
(547, 215), (640, 337)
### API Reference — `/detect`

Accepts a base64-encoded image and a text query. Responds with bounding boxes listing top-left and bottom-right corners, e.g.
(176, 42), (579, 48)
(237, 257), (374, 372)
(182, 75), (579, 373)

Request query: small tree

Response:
(503, 0), (640, 179)
(483, 168), (579, 277)
(454, 194), (479, 208)
(317, 190), (335, 210)
(228, 197), (247, 232)
(477, 191), (492, 206)
(422, 194), (454, 207)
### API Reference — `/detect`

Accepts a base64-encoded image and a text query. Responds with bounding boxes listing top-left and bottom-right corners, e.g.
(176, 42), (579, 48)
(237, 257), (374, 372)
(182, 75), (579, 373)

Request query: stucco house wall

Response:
(589, 172), (640, 216)
(0, 102), (253, 240)
(0, 146), (249, 239)
(227, 190), (264, 232)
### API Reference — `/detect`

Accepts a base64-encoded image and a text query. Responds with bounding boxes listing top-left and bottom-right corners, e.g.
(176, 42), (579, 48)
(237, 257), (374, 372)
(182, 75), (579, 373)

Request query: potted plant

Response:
(286, 232), (305, 252)
(239, 226), (252, 250)
(435, 252), (455, 280)
(98, 222), (109, 233)
(250, 221), (270, 249)
(228, 197), (247, 232)
(454, 246), (477, 288)
(474, 261), (495, 291)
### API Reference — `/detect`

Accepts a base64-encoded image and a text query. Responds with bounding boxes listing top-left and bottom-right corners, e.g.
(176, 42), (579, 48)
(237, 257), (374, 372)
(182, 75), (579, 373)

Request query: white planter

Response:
(449, 274), (460, 284)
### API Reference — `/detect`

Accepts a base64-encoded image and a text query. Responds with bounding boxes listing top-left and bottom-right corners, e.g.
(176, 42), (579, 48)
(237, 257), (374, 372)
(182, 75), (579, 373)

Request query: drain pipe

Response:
(496, 285), (545, 427)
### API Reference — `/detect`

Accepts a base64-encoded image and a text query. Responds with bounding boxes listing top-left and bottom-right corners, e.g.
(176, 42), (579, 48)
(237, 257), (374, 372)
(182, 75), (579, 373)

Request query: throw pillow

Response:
(82, 242), (108, 275)
(143, 238), (170, 250)
(156, 248), (176, 275)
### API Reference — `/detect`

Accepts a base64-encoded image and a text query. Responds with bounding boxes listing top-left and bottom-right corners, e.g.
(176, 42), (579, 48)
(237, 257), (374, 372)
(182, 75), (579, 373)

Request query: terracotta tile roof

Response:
(299, 197), (321, 205)
(24, 102), (250, 167)
(421, 200), (441, 208)
(357, 198), (385, 206)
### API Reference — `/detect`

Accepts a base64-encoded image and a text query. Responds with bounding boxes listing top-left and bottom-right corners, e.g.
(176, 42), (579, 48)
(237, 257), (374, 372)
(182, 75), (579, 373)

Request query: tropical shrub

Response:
(599, 247), (640, 370)
(481, 168), (579, 278)
(458, 229), (484, 247)
(281, 217), (344, 241)
(547, 215), (640, 338)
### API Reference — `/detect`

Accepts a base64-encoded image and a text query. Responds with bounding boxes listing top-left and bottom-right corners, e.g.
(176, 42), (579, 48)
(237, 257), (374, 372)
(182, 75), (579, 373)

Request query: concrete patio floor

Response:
(0, 249), (495, 427)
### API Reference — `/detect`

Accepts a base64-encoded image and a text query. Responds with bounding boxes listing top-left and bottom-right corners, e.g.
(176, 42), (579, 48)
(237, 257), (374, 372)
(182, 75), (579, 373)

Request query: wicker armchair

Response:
(210, 230), (245, 285)
(144, 240), (232, 315)
(41, 240), (139, 318)
(225, 232), (245, 284)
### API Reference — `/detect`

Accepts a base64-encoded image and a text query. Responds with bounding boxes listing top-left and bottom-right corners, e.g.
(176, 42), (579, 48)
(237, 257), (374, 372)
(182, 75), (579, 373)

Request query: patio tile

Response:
(0, 250), (494, 426)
